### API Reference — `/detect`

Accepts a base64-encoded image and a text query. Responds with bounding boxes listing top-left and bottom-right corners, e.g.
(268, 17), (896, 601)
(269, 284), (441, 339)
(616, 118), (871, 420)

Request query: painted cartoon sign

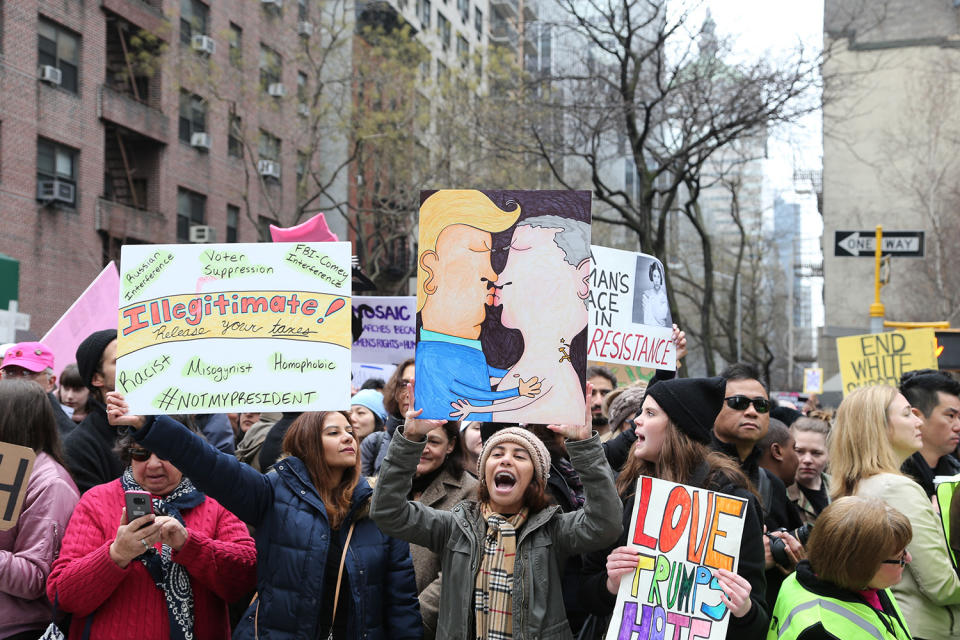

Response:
(116, 242), (352, 414)
(605, 476), (747, 640)
(0, 441), (36, 531)
(588, 246), (676, 371)
(352, 296), (416, 364)
(414, 189), (591, 424)
(836, 329), (938, 396)
(42, 262), (119, 381)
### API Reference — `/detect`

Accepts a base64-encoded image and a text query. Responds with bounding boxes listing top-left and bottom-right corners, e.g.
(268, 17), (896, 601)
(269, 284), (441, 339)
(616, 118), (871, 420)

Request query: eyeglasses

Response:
(724, 395), (771, 413)
(128, 447), (152, 462)
(881, 550), (908, 568)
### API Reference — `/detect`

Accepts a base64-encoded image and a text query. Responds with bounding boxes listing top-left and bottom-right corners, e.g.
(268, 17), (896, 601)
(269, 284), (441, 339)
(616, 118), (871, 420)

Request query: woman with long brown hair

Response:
(362, 358), (414, 476)
(580, 376), (769, 639)
(0, 380), (80, 640)
(106, 392), (421, 640)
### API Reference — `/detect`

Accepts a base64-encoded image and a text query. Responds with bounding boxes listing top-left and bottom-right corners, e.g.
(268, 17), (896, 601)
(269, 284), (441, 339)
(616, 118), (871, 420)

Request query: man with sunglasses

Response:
(712, 363), (805, 611)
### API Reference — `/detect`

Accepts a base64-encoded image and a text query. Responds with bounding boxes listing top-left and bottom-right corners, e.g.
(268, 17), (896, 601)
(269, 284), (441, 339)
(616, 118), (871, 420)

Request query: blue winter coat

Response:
(134, 415), (422, 640)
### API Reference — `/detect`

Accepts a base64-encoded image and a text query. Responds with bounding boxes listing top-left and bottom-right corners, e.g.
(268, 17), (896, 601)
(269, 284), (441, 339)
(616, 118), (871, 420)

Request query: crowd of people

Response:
(2, 326), (960, 640)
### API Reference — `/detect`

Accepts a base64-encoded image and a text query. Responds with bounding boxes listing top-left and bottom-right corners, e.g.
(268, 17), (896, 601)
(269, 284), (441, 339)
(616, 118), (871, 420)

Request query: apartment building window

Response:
(259, 45), (281, 90)
(37, 138), (77, 206)
(180, 0), (209, 44)
(177, 188), (206, 242)
(457, 35), (469, 67)
(457, 0), (469, 23)
(298, 0), (308, 21)
(297, 71), (308, 103)
(438, 14), (450, 50)
(227, 204), (239, 242)
(228, 114), (243, 158)
(296, 151), (307, 190)
(38, 20), (79, 93)
(437, 60), (448, 85)
(418, 0), (431, 29)
(257, 215), (277, 240)
(178, 91), (207, 143)
(474, 8), (483, 37)
(259, 130), (281, 162)
(228, 23), (242, 67)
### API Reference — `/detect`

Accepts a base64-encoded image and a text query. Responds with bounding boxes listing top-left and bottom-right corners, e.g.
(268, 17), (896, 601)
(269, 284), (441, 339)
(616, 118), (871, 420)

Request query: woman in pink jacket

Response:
(47, 419), (257, 639)
(0, 380), (80, 640)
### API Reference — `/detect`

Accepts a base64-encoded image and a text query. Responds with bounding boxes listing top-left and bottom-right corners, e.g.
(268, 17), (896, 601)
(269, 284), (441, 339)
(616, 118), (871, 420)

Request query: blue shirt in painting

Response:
(414, 328), (520, 421)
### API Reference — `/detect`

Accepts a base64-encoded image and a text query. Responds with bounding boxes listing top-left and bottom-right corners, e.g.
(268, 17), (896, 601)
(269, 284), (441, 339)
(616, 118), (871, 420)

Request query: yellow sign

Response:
(117, 290), (350, 357)
(836, 329), (938, 396)
(0, 442), (36, 531)
(802, 368), (823, 394)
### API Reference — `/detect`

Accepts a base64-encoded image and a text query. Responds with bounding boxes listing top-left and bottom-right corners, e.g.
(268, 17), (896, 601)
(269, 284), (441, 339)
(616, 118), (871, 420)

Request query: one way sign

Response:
(834, 230), (925, 258)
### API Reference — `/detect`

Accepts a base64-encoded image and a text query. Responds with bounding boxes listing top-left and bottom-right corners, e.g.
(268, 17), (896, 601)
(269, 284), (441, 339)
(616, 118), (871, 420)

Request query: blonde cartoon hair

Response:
(417, 190), (521, 312)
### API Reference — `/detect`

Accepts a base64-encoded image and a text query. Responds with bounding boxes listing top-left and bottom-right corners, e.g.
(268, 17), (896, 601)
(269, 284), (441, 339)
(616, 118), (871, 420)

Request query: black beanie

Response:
(76, 329), (117, 391)
(646, 376), (726, 444)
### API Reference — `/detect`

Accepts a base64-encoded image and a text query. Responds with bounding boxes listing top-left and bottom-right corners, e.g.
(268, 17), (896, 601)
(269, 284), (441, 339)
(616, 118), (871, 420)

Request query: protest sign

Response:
(415, 189), (591, 425)
(802, 367), (823, 394)
(588, 360), (656, 388)
(352, 296), (416, 364)
(351, 362), (397, 390)
(42, 262), (119, 381)
(588, 246), (676, 371)
(606, 475), (747, 640)
(836, 329), (938, 396)
(117, 242), (352, 414)
(0, 442), (36, 531)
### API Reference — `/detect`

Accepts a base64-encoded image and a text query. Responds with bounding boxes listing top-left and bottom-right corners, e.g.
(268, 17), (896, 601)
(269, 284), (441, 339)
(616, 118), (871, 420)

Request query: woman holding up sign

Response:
(581, 376), (769, 639)
(370, 381), (623, 639)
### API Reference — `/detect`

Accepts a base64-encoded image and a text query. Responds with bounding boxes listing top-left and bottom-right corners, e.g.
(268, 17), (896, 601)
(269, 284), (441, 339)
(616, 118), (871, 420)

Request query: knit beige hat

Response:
(477, 426), (551, 488)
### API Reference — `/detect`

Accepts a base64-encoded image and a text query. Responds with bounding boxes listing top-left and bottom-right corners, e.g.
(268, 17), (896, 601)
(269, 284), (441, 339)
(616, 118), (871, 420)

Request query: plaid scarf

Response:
(121, 468), (204, 640)
(474, 504), (528, 640)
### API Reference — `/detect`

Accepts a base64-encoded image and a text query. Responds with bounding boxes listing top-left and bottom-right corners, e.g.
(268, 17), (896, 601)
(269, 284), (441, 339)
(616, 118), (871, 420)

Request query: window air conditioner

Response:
(298, 21), (314, 37)
(297, 103), (310, 117)
(36, 179), (75, 204)
(189, 225), (217, 243)
(258, 159), (281, 178)
(190, 132), (212, 150)
(39, 65), (62, 86)
(261, 0), (283, 7)
(268, 83), (286, 97)
(191, 35), (216, 55)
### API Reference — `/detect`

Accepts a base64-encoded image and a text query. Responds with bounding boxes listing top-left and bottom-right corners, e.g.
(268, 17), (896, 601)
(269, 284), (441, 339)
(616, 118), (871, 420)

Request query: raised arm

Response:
(106, 392), (274, 526)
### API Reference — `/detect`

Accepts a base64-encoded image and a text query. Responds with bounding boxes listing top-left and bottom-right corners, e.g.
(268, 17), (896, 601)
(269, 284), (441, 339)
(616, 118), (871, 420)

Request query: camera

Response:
(768, 524), (813, 566)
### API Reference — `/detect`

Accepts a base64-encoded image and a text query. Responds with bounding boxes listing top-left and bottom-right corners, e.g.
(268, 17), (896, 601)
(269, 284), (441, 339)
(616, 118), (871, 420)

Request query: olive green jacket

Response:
(371, 430), (623, 640)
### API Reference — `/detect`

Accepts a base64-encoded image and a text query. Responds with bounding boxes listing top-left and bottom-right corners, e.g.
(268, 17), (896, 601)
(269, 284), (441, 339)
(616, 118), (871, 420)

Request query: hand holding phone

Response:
(124, 490), (154, 524)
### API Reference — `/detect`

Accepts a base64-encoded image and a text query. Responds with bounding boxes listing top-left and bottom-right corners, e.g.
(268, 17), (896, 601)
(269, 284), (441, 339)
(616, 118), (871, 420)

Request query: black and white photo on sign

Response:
(632, 256), (671, 328)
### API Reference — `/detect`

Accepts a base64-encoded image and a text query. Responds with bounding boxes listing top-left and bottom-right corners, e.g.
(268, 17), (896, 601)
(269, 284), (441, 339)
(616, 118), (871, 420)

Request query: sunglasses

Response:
(881, 550), (908, 567)
(724, 395), (771, 413)
(128, 447), (153, 462)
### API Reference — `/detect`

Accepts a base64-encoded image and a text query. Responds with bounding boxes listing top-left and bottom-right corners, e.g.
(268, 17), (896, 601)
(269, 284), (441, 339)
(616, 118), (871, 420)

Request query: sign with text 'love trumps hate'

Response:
(116, 242), (352, 414)
(605, 476), (747, 640)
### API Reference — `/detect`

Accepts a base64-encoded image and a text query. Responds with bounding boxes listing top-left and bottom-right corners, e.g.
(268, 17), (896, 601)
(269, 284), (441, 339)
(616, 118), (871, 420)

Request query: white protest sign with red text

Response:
(605, 476), (747, 640)
(588, 246), (676, 371)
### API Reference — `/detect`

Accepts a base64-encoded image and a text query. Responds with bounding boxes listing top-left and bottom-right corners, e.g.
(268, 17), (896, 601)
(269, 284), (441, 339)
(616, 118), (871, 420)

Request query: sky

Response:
(705, 0), (824, 186)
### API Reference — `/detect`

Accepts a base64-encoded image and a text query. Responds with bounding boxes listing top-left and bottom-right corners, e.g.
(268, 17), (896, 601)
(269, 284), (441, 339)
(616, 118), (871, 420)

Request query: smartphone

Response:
(124, 490), (154, 526)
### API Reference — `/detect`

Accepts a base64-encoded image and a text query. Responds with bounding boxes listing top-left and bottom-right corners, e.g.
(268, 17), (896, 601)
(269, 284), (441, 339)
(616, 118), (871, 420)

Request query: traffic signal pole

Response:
(869, 225), (885, 333)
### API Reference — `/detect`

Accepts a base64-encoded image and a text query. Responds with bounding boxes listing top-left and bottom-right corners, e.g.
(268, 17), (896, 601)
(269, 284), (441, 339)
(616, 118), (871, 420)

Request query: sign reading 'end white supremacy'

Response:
(834, 231), (925, 257)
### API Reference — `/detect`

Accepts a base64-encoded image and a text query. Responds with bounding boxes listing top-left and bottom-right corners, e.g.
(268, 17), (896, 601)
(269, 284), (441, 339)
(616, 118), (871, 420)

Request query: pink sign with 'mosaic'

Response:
(42, 262), (120, 380)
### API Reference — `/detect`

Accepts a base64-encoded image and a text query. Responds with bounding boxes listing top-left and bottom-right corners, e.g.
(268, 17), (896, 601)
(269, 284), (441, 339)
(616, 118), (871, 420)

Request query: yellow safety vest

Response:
(768, 573), (912, 640)
(936, 479), (960, 570)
